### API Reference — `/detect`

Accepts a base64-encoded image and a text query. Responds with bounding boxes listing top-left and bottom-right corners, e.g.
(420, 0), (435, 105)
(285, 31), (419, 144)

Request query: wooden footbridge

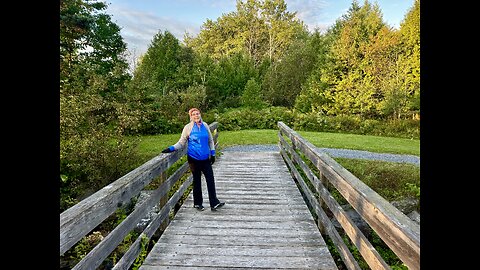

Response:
(60, 122), (420, 270)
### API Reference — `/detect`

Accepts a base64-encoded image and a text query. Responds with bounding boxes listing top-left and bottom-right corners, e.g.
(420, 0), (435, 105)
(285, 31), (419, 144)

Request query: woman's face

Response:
(191, 110), (201, 122)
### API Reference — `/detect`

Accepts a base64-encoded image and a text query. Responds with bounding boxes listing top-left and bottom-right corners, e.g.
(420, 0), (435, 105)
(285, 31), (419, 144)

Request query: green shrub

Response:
(329, 114), (362, 132)
(382, 119), (420, 139)
(358, 119), (381, 135)
(262, 106), (297, 129)
(335, 158), (420, 205)
(60, 132), (140, 212)
(210, 106), (419, 140)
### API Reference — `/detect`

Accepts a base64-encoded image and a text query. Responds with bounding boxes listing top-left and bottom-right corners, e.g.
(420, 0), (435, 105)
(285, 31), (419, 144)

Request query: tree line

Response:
(60, 0), (420, 211)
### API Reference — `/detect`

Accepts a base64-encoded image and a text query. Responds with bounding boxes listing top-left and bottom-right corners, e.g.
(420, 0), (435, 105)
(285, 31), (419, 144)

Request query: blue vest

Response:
(187, 122), (211, 160)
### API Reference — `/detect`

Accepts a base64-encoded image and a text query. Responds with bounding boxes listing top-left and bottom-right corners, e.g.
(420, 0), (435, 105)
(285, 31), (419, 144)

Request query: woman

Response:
(162, 108), (225, 211)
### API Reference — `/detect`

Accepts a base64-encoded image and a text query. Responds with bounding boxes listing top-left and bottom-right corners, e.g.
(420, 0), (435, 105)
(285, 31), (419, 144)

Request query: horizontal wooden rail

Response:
(278, 121), (420, 270)
(60, 122), (218, 269)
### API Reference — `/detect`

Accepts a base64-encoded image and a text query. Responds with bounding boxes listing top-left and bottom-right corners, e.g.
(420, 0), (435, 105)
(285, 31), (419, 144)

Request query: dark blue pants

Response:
(188, 155), (220, 208)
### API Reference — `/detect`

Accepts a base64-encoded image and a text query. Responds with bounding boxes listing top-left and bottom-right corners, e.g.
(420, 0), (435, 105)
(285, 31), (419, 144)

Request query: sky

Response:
(104, 0), (415, 61)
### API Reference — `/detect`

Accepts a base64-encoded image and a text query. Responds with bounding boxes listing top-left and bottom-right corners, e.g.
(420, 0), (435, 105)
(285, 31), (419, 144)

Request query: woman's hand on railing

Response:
(210, 155), (215, 165)
(162, 147), (174, 153)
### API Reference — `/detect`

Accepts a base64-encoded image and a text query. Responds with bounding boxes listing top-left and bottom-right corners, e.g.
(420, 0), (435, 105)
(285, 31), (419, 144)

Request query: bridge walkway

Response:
(139, 150), (338, 269)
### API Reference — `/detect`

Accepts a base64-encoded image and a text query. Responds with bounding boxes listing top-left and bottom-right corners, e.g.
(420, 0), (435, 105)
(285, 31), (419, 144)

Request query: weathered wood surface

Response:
(59, 147), (187, 255)
(140, 151), (338, 269)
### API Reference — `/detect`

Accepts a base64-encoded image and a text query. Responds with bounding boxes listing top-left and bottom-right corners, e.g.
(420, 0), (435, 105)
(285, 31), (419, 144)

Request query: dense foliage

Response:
(60, 0), (143, 211)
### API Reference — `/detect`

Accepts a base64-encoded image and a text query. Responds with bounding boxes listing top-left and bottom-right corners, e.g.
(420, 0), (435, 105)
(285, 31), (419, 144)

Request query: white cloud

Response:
(285, 0), (331, 32)
(107, 5), (200, 58)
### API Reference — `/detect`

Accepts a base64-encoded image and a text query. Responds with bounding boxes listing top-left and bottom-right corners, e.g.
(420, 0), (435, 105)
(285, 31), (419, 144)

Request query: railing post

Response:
(158, 171), (169, 233)
(316, 172), (328, 234)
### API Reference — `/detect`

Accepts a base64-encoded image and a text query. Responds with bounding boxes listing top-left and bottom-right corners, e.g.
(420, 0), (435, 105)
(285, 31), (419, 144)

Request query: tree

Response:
(60, 0), (139, 211)
(293, 20), (344, 113)
(185, 0), (307, 66)
(262, 35), (318, 107)
(398, 0), (420, 118)
(262, 0), (307, 62)
(132, 30), (183, 96)
(242, 78), (267, 108)
(375, 0), (420, 119)
(206, 52), (258, 108)
(297, 0), (401, 118)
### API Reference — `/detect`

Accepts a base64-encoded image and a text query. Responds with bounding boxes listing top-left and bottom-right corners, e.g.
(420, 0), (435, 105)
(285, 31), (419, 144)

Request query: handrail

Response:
(60, 122), (218, 269)
(277, 121), (420, 270)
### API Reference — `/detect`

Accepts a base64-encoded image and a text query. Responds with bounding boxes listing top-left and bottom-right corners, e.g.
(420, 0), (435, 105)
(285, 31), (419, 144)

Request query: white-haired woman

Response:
(162, 108), (225, 211)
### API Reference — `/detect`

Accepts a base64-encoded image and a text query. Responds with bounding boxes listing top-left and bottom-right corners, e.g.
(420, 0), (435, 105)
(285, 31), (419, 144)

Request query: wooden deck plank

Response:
(156, 234), (326, 247)
(149, 243), (332, 258)
(140, 151), (338, 269)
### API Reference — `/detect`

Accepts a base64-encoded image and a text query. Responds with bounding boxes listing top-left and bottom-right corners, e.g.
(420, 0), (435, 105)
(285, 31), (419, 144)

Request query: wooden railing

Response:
(60, 122), (219, 270)
(278, 121), (420, 270)
(60, 121), (419, 269)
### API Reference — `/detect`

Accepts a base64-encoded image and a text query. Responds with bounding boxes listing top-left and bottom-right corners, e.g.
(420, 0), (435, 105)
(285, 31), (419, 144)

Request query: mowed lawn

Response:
(134, 129), (419, 161)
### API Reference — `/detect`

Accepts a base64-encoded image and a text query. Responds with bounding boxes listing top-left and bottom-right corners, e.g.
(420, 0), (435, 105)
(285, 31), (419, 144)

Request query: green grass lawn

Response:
(298, 130), (419, 156)
(133, 129), (420, 161)
(220, 129), (419, 155)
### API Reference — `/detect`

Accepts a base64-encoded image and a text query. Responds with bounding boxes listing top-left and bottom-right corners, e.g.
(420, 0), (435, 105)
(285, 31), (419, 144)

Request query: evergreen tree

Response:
(242, 78), (267, 108)
(206, 52), (258, 109)
(293, 19), (344, 113)
(323, 0), (387, 117)
(132, 30), (183, 96)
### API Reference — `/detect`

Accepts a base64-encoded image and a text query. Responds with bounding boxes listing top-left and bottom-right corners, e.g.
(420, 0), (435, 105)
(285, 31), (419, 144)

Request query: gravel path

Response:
(221, 144), (420, 166)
